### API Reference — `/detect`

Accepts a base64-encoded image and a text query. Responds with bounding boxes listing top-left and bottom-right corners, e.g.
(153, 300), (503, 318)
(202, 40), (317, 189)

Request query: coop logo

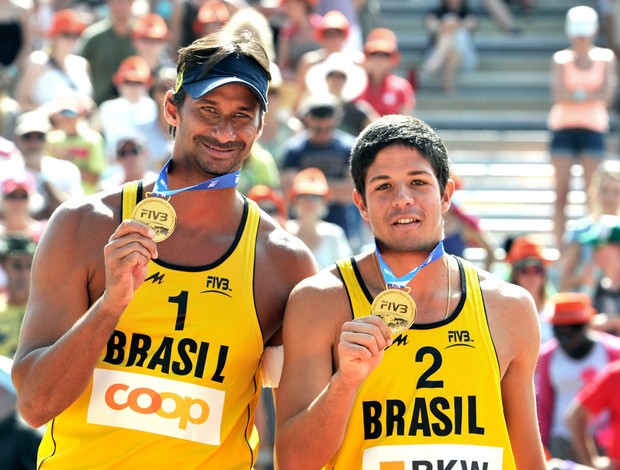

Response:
(87, 369), (225, 444)
(446, 330), (475, 349)
(202, 275), (232, 297)
(362, 444), (503, 470)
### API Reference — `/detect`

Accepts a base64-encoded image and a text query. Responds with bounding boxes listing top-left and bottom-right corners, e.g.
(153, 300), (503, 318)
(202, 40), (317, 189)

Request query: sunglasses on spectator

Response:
(515, 264), (545, 276)
(326, 71), (347, 80)
(368, 51), (393, 58)
(4, 191), (29, 200)
(6, 260), (32, 271)
(20, 132), (46, 141)
(118, 146), (141, 157)
(59, 109), (79, 118)
(123, 80), (147, 86)
(59, 32), (81, 39)
(296, 194), (324, 202)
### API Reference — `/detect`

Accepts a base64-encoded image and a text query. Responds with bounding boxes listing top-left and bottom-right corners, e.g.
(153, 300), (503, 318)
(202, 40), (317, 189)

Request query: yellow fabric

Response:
(327, 256), (516, 469)
(38, 185), (265, 469)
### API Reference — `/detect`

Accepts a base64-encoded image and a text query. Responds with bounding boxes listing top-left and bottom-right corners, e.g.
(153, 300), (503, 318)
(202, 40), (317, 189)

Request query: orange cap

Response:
(113, 56), (152, 86)
(505, 235), (552, 266)
(548, 292), (596, 325)
(317, 11), (349, 39)
(247, 185), (287, 219)
(364, 27), (398, 55)
(48, 9), (86, 37)
(289, 168), (331, 199)
(193, 1), (230, 35)
(133, 13), (168, 40)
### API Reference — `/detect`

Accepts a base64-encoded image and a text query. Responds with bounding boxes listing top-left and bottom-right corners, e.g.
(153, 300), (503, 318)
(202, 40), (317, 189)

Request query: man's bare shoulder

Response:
(49, 190), (122, 236)
(477, 268), (536, 312)
(289, 266), (350, 316)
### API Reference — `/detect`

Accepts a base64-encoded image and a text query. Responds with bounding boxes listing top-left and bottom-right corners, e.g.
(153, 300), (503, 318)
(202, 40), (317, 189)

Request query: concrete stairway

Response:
(375, 0), (615, 263)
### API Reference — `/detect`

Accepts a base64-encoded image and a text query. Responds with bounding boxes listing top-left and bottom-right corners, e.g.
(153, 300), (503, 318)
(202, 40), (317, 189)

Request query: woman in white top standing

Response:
(15, 9), (92, 112)
(285, 167), (353, 270)
(548, 6), (617, 247)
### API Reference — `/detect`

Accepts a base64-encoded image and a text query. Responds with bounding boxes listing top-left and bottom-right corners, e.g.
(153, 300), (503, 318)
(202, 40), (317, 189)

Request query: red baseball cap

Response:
(48, 9), (86, 37)
(289, 167), (331, 199)
(133, 13), (168, 40)
(364, 28), (398, 55)
(2, 172), (36, 195)
(505, 235), (552, 266)
(113, 56), (152, 86)
(547, 292), (596, 325)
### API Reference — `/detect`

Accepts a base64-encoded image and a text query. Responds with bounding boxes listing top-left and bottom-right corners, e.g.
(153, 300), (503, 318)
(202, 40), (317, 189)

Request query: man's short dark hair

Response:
(350, 114), (451, 198)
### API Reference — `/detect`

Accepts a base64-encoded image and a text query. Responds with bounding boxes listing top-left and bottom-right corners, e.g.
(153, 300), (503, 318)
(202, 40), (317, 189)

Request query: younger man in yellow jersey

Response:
(12, 30), (317, 469)
(275, 114), (547, 469)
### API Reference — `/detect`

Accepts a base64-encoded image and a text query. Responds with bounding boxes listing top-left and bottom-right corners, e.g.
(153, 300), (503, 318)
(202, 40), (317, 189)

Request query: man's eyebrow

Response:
(368, 170), (432, 185)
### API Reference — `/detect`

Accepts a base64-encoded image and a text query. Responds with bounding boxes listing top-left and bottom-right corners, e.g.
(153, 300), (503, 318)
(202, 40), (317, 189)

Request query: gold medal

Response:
(132, 194), (177, 242)
(371, 288), (417, 334)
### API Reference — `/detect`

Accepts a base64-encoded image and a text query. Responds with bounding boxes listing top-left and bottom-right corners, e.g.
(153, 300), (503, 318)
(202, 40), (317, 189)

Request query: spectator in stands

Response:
(131, 12), (174, 74)
(559, 159), (620, 294)
(548, 6), (617, 247)
(45, 97), (107, 196)
(78, 0), (137, 105)
(0, 172), (46, 242)
(293, 10), (363, 111)
(421, 0), (479, 93)
(222, 6), (276, 62)
(98, 131), (157, 191)
(506, 234), (555, 343)
(247, 184), (288, 227)
(304, 51), (378, 136)
(14, 109), (84, 218)
(280, 93), (363, 249)
(94, 55), (158, 164)
(358, 27), (415, 117)
(285, 167), (352, 269)
(15, 9), (92, 112)
(0, 233), (38, 358)
(0, 355), (42, 469)
(276, 0), (322, 86)
(169, 0), (233, 54)
(135, 66), (175, 171)
(258, 62), (297, 165)
(442, 171), (496, 271)
(566, 358), (620, 468)
(316, 0), (363, 53)
(578, 215), (620, 336)
(536, 292), (620, 460)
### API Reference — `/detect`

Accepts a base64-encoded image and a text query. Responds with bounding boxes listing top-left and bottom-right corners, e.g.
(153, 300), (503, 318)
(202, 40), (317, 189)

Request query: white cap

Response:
(566, 6), (598, 38)
(0, 355), (15, 396)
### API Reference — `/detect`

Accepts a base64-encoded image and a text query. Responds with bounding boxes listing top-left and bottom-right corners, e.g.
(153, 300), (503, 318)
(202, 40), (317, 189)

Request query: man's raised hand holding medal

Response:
(11, 30), (317, 469)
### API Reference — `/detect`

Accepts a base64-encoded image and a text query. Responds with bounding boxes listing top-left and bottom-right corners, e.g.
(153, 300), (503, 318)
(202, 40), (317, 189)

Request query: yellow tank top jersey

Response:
(38, 181), (265, 469)
(328, 256), (516, 470)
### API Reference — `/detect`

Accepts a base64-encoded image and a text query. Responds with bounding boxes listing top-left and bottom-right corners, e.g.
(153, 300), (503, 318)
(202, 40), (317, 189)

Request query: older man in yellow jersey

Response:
(12, 30), (317, 469)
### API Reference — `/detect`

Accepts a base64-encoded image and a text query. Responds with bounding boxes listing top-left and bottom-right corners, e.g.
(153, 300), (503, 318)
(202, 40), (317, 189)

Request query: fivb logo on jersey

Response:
(363, 444), (503, 470)
(87, 369), (225, 444)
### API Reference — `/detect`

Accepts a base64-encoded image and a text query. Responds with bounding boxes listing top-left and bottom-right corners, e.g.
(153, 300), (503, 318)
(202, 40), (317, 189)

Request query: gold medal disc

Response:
(132, 196), (177, 242)
(371, 288), (417, 334)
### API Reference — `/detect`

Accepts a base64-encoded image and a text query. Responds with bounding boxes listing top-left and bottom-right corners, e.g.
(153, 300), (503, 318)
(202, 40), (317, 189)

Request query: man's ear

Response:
(163, 90), (179, 126)
(352, 189), (370, 223)
(442, 178), (456, 215)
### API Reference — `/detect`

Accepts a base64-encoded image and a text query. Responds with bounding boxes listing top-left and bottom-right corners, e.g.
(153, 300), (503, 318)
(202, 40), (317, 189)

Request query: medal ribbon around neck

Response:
(375, 240), (445, 289)
(371, 240), (446, 334)
(152, 158), (241, 197)
(132, 158), (241, 242)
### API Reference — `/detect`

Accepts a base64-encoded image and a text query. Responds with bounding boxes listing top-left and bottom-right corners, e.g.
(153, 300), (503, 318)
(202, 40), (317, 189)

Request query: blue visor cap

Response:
(180, 54), (269, 112)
